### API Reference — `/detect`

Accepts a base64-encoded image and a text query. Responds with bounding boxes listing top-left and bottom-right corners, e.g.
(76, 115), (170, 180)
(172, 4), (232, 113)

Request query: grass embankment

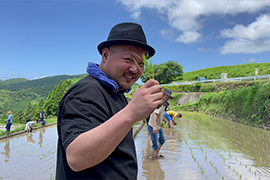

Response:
(182, 62), (270, 81)
(0, 117), (57, 136)
(171, 82), (270, 129)
(0, 116), (143, 137)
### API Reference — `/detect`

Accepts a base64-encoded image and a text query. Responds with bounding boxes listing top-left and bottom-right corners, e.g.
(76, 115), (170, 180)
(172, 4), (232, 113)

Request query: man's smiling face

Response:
(100, 45), (146, 91)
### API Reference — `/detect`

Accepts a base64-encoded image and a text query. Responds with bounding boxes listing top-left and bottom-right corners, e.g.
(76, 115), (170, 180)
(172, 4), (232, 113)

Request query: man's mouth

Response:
(124, 73), (135, 80)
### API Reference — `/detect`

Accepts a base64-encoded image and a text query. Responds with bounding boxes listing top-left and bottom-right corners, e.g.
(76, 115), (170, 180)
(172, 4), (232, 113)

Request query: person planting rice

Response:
(164, 110), (182, 128)
(24, 121), (36, 132)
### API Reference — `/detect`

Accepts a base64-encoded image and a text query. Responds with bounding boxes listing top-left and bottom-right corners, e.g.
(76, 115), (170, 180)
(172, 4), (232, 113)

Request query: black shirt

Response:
(56, 75), (137, 180)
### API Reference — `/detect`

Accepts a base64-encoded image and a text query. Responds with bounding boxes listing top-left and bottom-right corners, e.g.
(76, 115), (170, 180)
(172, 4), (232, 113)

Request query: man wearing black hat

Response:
(56, 22), (163, 180)
(148, 89), (173, 160)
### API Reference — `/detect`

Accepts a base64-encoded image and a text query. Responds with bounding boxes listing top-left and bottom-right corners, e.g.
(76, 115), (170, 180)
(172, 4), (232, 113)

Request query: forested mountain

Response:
(0, 74), (86, 119)
(0, 78), (29, 87)
(0, 75), (86, 91)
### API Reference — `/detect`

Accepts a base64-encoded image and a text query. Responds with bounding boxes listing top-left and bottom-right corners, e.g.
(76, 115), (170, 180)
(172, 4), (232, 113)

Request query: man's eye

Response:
(125, 58), (132, 62)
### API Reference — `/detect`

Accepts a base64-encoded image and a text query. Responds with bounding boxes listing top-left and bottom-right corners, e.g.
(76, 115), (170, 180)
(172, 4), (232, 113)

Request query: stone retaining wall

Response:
(177, 92), (205, 106)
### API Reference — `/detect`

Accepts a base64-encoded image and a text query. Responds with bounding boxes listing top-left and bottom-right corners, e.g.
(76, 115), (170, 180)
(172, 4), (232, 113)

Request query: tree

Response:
(12, 109), (24, 123)
(17, 109), (25, 124)
(23, 102), (33, 123)
(140, 61), (183, 84)
(44, 78), (80, 117)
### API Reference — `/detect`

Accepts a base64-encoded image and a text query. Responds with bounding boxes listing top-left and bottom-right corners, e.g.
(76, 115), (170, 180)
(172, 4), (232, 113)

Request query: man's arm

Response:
(66, 79), (163, 172)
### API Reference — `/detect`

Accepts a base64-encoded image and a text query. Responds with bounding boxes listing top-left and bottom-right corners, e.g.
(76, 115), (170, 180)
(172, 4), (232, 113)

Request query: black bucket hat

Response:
(97, 22), (155, 57)
(163, 89), (173, 98)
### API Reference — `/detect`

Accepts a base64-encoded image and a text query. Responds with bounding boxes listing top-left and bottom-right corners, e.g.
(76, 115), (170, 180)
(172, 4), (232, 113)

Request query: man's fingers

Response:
(143, 79), (160, 88)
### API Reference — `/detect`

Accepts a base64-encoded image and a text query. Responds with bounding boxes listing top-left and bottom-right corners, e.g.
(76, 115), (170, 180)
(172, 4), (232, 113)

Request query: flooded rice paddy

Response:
(0, 126), (57, 180)
(1, 112), (270, 180)
(136, 112), (270, 180)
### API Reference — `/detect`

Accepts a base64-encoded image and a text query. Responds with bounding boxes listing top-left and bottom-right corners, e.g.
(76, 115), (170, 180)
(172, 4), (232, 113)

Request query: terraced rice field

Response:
(1, 112), (270, 180)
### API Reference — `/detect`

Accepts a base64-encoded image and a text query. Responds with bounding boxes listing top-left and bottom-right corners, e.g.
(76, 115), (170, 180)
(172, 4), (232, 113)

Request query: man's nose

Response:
(130, 62), (139, 73)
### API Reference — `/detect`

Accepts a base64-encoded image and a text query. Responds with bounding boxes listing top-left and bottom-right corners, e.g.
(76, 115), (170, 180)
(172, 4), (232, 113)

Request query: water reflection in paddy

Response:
(0, 125), (57, 180)
(136, 112), (270, 180)
(1, 112), (270, 180)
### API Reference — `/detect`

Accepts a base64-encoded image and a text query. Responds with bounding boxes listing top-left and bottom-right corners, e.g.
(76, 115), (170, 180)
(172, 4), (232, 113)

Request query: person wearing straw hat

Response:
(148, 89), (173, 160)
(56, 22), (163, 180)
(4, 111), (13, 136)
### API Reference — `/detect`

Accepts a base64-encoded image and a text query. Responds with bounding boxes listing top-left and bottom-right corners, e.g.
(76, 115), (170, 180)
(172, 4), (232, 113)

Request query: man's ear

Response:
(101, 47), (109, 63)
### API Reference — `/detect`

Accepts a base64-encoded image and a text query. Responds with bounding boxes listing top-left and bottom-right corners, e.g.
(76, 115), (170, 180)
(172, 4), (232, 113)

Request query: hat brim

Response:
(164, 93), (173, 98)
(98, 39), (155, 57)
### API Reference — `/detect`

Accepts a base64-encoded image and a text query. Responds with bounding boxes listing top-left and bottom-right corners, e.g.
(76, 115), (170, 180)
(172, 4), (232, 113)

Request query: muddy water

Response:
(0, 125), (57, 180)
(136, 112), (270, 180)
(1, 112), (270, 180)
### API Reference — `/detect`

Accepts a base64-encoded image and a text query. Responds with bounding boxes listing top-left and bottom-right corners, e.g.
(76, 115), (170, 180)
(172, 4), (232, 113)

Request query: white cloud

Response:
(34, 75), (52, 80)
(220, 14), (270, 54)
(160, 29), (174, 40)
(118, 0), (270, 48)
(220, 38), (270, 54)
(176, 31), (201, 44)
(220, 14), (270, 40)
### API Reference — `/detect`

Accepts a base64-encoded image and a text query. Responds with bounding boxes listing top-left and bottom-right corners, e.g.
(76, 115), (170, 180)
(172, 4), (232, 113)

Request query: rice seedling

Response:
(134, 53), (154, 80)
(214, 166), (218, 173)
(200, 167), (205, 174)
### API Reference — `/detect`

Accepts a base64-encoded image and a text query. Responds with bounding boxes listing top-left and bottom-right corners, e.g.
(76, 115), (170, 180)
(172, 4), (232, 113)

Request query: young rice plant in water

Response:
(134, 53), (155, 80)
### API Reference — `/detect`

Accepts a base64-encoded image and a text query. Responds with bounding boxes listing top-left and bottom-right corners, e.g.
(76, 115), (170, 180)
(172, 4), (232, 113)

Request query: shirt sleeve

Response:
(58, 82), (112, 150)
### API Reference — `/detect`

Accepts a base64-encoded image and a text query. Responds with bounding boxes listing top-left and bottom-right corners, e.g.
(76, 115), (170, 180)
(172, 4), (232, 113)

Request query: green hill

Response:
(0, 74), (86, 118)
(0, 78), (29, 87)
(182, 62), (270, 81)
(0, 75), (86, 91)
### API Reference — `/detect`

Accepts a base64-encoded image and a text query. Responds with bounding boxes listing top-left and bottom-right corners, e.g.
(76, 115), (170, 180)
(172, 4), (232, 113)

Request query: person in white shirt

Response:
(24, 121), (36, 132)
(148, 89), (173, 160)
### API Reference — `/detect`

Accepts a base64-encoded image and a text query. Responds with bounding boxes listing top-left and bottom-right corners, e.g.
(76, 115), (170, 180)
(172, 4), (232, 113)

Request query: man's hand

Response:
(127, 79), (163, 122)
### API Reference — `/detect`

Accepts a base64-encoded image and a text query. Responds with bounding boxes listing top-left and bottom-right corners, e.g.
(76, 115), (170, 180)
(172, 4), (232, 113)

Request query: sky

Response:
(1, 0), (270, 83)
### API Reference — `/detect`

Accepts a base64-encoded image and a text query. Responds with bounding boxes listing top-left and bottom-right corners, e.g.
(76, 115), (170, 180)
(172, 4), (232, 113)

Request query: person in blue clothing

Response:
(39, 108), (46, 125)
(4, 111), (12, 135)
